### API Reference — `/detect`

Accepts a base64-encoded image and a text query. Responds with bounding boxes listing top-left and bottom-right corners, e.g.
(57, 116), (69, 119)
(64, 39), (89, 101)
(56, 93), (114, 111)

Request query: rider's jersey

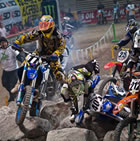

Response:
(14, 28), (65, 56)
(117, 31), (133, 47)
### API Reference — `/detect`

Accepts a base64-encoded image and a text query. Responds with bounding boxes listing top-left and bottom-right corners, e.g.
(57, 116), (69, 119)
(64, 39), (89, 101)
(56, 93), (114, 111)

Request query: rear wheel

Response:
(114, 117), (140, 141)
(15, 86), (32, 125)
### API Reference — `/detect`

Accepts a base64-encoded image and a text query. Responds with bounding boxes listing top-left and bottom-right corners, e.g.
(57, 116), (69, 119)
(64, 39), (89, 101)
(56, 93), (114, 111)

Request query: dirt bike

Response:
(75, 92), (130, 125)
(39, 65), (59, 100)
(70, 76), (128, 125)
(98, 47), (130, 97)
(13, 45), (58, 125)
(113, 71), (140, 141)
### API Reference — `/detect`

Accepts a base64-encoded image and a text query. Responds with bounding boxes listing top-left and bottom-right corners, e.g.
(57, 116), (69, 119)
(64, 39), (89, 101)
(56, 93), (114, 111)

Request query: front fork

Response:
(17, 64), (27, 105)
(16, 63), (38, 108)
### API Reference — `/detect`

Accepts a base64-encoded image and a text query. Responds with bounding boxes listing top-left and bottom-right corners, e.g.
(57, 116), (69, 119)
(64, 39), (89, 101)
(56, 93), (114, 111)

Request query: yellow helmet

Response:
(39, 15), (55, 38)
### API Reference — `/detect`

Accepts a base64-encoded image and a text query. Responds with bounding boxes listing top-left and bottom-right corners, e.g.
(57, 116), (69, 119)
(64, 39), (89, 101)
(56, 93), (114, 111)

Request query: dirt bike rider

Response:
(114, 19), (139, 83)
(113, 19), (138, 51)
(126, 29), (140, 74)
(61, 59), (100, 122)
(11, 15), (66, 93)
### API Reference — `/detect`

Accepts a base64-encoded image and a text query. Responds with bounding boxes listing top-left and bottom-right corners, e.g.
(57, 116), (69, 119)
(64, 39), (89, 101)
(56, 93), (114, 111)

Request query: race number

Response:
(129, 79), (140, 93)
(90, 94), (104, 112)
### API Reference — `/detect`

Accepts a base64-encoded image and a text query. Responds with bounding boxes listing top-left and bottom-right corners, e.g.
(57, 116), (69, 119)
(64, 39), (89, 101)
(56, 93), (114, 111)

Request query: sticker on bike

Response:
(129, 79), (140, 94)
(90, 94), (104, 112)
(117, 50), (129, 63)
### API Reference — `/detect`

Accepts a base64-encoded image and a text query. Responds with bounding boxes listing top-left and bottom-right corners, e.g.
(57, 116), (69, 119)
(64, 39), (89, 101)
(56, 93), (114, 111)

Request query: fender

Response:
(113, 93), (138, 115)
(104, 61), (122, 69)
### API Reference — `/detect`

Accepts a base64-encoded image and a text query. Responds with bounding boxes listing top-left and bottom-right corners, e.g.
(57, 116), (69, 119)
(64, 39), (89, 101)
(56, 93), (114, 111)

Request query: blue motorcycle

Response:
(74, 82), (129, 124)
(13, 45), (58, 125)
(75, 92), (130, 125)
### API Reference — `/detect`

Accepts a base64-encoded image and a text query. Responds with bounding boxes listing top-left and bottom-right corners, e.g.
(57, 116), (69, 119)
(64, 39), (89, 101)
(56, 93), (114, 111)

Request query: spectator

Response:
(0, 37), (19, 102)
(25, 17), (33, 29)
(97, 1), (104, 10)
(66, 8), (74, 19)
(34, 17), (40, 27)
(18, 22), (24, 31)
(126, 2), (136, 21)
(97, 1), (105, 24)
(0, 22), (7, 37)
(9, 23), (19, 35)
(113, 0), (121, 23)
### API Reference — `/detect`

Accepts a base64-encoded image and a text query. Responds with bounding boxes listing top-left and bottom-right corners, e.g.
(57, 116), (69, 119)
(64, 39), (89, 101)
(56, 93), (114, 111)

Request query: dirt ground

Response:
(0, 21), (131, 107)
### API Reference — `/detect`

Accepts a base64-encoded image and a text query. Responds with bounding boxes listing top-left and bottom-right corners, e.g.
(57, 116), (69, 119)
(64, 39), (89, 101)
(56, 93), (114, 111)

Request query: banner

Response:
(15, 0), (42, 26)
(41, 0), (59, 28)
(79, 5), (140, 24)
(0, 0), (22, 32)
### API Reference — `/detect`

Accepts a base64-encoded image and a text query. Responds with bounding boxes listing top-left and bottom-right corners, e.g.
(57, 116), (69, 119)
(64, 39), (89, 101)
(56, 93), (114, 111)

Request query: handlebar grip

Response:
(12, 43), (23, 52)
(50, 56), (58, 59)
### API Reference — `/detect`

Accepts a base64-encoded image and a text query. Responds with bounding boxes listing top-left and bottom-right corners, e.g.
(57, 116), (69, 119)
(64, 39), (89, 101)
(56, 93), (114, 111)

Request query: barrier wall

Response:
(69, 24), (114, 65)
(79, 5), (140, 24)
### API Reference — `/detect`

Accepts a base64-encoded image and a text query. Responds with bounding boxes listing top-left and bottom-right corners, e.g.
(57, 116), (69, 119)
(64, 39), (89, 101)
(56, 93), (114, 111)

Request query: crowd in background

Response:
(61, 0), (140, 26)
(0, 16), (40, 38)
(0, 0), (139, 38)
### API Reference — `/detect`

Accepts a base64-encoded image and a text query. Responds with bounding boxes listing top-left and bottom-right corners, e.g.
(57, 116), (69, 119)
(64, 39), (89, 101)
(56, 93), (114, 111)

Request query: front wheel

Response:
(15, 86), (32, 125)
(114, 117), (139, 141)
(98, 77), (117, 96)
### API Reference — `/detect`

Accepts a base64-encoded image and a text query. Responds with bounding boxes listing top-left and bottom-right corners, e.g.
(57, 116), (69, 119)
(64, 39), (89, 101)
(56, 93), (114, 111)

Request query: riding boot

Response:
(83, 94), (89, 111)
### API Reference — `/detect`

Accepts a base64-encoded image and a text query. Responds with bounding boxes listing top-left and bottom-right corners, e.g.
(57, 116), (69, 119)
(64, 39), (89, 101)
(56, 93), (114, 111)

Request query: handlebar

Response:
(12, 44), (59, 62)
(121, 48), (130, 51)
(112, 45), (130, 51)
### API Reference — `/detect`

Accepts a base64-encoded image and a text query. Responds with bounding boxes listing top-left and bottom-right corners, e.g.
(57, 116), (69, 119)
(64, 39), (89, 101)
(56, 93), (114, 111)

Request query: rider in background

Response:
(61, 59), (100, 122)
(0, 37), (19, 102)
(113, 19), (139, 50)
(126, 29), (140, 73)
(11, 15), (66, 93)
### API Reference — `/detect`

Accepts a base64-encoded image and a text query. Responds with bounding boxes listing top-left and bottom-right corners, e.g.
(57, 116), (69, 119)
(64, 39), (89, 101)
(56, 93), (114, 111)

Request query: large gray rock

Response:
(57, 116), (76, 129)
(103, 131), (114, 141)
(0, 104), (51, 141)
(83, 114), (118, 140)
(46, 127), (98, 141)
(103, 129), (129, 141)
(40, 100), (71, 128)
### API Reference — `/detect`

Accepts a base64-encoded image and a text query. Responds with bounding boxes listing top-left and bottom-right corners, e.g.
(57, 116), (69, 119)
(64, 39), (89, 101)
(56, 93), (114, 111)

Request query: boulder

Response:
(40, 100), (71, 128)
(83, 114), (118, 140)
(0, 103), (51, 141)
(46, 127), (98, 141)
(57, 116), (76, 129)
(103, 131), (114, 141)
